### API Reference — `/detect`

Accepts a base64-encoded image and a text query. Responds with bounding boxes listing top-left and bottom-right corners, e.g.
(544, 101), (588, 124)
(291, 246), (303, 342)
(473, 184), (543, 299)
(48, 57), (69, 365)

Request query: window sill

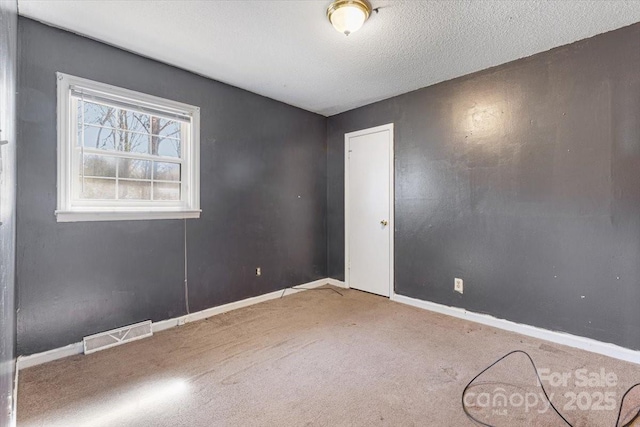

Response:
(55, 210), (201, 223)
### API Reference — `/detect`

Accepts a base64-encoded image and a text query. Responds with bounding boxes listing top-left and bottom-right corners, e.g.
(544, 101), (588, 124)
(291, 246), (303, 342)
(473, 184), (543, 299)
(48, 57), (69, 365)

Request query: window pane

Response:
(119, 130), (150, 154)
(119, 158), (151, 180)
(81, 125), (117, 151)
(154, 162), (180, 181)
(154, 182), (180, 201)
(151, 117), (181, 139)
(119, 180), (151, 200)
(81, 178), (116, 199)
(83, 154), (116, 177)
(79, 100), (117, 127)
(154, 137), (181, 158)
(120, 110), (150, 134)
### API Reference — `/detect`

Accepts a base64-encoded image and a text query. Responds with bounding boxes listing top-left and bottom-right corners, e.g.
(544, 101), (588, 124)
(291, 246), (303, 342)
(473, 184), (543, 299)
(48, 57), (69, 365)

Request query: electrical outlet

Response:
(454, 278), (463, 294)
(256, 267), (261, 276)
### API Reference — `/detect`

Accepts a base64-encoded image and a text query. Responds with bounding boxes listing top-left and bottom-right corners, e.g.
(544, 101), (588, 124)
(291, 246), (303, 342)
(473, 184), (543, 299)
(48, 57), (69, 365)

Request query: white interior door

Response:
(345, 124), (393, 297)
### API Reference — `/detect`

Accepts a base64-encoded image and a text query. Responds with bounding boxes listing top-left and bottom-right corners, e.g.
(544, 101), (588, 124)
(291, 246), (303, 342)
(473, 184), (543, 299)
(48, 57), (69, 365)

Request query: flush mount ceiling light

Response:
(327, 0), (373, 36)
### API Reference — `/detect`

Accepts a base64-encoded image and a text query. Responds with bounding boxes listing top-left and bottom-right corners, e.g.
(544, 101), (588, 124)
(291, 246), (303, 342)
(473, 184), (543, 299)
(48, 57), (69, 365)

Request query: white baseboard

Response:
(391, 293), (640, 365)
(11, 358), (18, 427)
(16, 342), (84, 370)
(326, 278), (348, 288)
(17, 278), (337, 370)
(152, 277), (332, 332)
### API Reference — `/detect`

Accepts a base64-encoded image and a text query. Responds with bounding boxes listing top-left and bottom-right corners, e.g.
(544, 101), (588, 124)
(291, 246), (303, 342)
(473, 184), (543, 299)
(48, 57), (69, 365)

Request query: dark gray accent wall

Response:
(327, 23), (640, 351)
(17, 18), (327, 355)
(0, 0), (17, 423)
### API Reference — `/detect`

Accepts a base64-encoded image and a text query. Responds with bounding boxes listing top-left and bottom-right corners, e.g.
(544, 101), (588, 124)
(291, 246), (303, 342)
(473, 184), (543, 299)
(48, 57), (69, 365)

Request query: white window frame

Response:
(56, 72), (201, 222)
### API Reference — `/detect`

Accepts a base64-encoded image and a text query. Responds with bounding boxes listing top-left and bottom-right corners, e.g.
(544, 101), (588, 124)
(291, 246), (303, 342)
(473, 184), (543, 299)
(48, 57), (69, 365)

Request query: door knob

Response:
(380, 220), (388, 226)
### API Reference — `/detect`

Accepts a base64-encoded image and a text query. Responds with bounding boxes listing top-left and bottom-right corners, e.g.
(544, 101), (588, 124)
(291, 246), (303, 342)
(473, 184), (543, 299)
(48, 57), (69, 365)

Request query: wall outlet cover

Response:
(454, 278), (464, 294)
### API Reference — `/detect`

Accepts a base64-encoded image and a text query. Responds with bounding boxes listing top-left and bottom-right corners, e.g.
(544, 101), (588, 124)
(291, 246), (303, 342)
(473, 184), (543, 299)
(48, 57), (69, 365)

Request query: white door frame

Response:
(344, 123), (394, 297)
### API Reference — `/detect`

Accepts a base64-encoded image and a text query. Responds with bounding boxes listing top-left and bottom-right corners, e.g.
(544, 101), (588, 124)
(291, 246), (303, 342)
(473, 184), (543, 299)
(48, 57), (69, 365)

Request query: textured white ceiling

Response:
(18, 0), (640, 116)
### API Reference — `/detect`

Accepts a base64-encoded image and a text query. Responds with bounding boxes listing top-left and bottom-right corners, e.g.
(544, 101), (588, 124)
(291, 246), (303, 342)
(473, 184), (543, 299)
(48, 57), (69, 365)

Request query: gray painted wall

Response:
(0, 0), (17, 423)
(17, 18), (327, 355)
(327, 23), (640, 351)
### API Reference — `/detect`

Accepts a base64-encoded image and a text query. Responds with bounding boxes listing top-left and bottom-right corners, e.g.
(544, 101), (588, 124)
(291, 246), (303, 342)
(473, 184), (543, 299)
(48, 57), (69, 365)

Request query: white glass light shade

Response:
(327, 1), (371, 36)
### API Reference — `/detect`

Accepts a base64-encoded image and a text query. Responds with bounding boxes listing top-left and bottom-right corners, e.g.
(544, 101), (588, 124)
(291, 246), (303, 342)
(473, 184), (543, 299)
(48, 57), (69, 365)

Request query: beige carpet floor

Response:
(17, 286), (640, 426)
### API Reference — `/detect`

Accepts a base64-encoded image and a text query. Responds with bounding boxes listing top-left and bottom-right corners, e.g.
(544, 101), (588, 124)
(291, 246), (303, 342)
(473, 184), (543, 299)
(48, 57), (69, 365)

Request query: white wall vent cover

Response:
(83, 320), (152, 354)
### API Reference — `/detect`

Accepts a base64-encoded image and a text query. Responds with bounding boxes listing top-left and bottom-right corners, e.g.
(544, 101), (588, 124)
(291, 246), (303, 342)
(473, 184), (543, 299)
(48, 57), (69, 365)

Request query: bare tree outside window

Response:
(78, 100), (182, 201)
